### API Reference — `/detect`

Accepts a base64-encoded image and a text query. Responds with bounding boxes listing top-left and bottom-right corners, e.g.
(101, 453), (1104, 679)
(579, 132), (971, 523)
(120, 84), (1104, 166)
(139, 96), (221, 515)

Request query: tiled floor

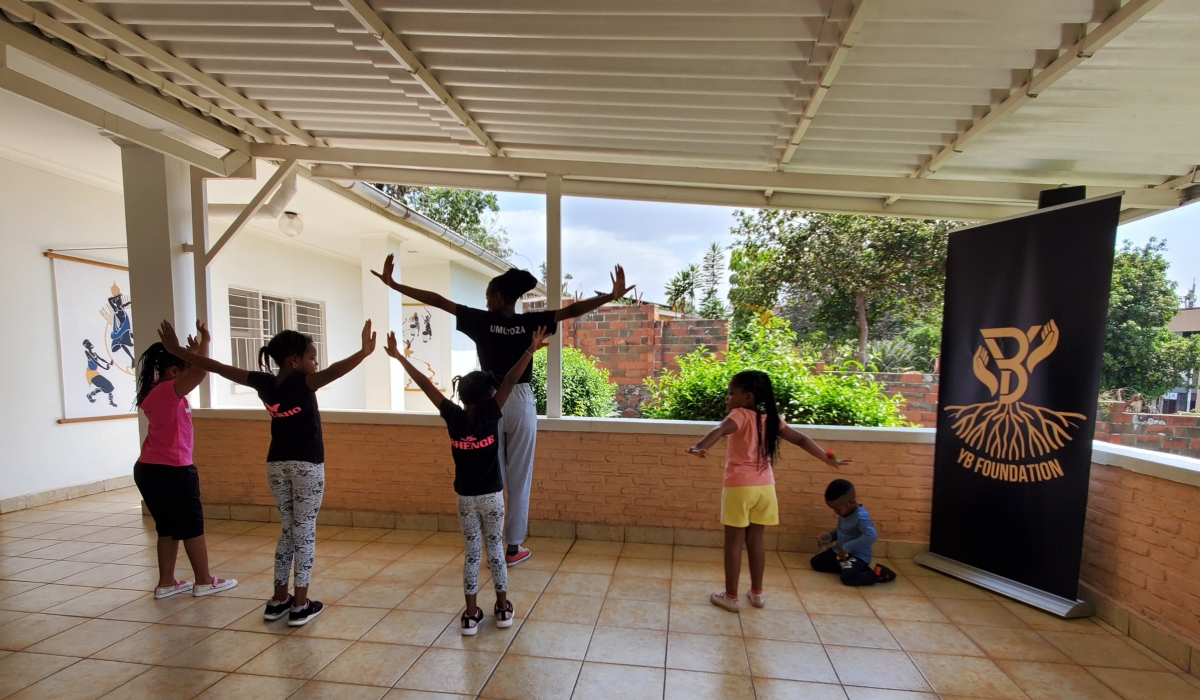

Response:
(2, 488), (1199, 700)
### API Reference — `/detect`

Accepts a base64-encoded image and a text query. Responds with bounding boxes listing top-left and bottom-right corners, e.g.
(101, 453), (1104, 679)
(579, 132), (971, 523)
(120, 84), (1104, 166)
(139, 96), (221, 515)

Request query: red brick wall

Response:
(811, 368), (939, 427)
(1095, 401), (1200, 460)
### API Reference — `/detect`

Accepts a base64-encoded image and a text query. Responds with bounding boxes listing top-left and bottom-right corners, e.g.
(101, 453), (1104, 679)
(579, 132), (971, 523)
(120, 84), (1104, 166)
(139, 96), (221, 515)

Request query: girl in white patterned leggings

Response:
(388, 326), (549, 634)
(163, 320), (376, 627)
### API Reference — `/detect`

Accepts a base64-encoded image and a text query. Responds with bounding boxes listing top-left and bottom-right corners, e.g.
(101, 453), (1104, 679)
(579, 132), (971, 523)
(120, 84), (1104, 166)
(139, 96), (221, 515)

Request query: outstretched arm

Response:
(371, 254), (456, 314)
(554, 265), (634, 322)
(306, 320), (376, 391)
(495, 327), (550, 408)
(779, 424), (852, 468)
(686, 418), (738, 458)
(173, 321), (213, 398)
(159, 321), (251, 387)
(385, 331), (447, 407)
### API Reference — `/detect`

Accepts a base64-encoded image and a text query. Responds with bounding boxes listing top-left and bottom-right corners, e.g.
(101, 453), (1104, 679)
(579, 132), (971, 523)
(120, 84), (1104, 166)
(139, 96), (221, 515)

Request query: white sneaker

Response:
(193, 577), (238, 597)
(154, 580), (194, 599)
(748, 590), (765, 608)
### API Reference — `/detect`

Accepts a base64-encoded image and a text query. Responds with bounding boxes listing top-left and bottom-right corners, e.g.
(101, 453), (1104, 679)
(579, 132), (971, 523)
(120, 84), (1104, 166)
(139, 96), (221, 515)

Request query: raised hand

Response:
(157, 320), (182, 352)
(529, 326), (551, 352)
(686, 445), (707, 458)
(610, 265), (634, 299)
(361, 320), (377, 355)
(185, 320), (211, 353)
(385, 331), (402, 359)
(370, 254), (397, 287)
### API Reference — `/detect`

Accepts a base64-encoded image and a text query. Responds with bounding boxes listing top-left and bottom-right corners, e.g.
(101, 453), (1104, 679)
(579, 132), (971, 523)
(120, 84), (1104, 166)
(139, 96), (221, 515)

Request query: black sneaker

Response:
(263, 595), (293, 621)
(288, 599), (323, 627)
(874, 564), (897, 583)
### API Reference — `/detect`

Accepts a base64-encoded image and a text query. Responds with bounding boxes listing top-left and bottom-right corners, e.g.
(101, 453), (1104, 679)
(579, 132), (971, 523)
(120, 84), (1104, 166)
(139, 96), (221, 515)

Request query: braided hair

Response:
(135, 342), (188, 407)
(453, 370), (500, 407)
(258, 330), (311, 372)
(729, 370), (780, 468)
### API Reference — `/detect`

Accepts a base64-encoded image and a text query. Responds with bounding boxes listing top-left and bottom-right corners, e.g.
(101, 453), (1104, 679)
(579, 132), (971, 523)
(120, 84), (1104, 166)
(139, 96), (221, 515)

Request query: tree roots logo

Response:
(945, 320), (1084, 481)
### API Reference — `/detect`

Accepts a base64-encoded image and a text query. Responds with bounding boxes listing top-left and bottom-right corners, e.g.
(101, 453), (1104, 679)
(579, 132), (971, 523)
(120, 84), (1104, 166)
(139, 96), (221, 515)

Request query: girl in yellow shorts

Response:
(688, 370), (850, 612)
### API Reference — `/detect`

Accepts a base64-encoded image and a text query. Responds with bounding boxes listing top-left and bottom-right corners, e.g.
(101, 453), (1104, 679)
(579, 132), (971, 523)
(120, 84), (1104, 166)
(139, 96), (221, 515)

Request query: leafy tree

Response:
(665, 264), (699, 314)
(530, 347), (619, 417)
(729, 211), (957, 363)
(1102, 239), (1199, 398)
(375, 185), (512, 258)
(698, 242), (728, 319)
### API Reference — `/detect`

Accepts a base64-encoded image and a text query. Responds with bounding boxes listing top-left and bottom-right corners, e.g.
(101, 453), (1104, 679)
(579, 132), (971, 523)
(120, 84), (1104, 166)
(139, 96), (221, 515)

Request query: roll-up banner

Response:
(916, 194), (1121, 617)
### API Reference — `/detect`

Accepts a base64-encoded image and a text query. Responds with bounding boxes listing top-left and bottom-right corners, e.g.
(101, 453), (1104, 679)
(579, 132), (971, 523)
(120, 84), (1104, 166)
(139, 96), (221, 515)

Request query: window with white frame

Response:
(228, 287), (327, 375)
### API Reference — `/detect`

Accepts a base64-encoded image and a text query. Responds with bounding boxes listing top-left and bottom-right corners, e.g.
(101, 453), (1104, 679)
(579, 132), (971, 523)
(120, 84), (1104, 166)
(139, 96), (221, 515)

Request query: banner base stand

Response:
(914, 551), (1094, 619)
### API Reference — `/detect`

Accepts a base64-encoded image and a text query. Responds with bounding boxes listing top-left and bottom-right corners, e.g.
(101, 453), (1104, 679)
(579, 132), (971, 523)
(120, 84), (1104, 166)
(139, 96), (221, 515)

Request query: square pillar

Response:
(359, 233), (406, 410)
(545, 174), (563, 418)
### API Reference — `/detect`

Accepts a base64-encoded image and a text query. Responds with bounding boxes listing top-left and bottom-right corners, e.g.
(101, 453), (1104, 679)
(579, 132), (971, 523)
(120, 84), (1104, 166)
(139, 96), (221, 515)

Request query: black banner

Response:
(930, 195), (1120, 602)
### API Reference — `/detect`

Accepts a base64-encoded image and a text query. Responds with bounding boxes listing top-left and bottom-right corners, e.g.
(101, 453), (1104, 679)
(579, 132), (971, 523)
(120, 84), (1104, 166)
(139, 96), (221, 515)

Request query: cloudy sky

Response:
(494, 193), (1200, 306)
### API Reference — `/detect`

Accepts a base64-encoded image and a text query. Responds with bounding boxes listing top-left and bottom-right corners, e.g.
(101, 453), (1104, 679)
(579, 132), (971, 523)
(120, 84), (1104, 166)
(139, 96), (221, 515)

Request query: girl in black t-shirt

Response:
(387, 326), (550, 635)
(161, 319), (376, 627)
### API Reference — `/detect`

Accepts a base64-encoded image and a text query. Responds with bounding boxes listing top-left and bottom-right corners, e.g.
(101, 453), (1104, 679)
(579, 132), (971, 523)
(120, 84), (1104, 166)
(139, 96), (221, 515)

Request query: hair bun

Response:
(492, 268), (538, 303)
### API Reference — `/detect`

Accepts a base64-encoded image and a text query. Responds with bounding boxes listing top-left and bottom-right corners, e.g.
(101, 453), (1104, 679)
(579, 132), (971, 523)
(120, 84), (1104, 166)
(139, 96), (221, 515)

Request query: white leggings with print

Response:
(458, 491), (507, 595)
(266, 460), (324, 588)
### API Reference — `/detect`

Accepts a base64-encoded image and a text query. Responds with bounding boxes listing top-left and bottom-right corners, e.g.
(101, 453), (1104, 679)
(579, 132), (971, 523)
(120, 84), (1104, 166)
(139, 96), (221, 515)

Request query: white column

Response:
(359, 233), (406, 410)
(189, 166), (212, 408)
(546, 174), (563, 418)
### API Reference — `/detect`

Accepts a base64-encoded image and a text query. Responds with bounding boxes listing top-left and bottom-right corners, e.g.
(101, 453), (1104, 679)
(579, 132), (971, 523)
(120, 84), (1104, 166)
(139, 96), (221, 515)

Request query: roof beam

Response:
(914, 0), (1166, 179)
(777, 0), (871, 170)
(39, 0), (319, 146)
(206, 160), (298, 263)
(335, 0), (504, 156)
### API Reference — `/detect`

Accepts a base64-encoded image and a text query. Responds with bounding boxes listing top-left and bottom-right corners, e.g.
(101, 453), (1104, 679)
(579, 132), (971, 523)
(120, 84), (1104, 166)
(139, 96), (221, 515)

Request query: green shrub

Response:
(642, 315), (908, 426)
(531, 346), (619, 418)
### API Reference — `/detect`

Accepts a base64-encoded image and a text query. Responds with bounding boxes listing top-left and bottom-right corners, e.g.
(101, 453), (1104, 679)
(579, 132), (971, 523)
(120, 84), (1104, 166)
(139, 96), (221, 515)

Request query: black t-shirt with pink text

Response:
(247, 372), (323, 464)
(439, 397), (504, 497)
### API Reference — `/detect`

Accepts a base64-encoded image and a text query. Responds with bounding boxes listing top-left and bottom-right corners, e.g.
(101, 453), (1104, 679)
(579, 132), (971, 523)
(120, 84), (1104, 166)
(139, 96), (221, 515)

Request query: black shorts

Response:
(133, 462), (204, 540)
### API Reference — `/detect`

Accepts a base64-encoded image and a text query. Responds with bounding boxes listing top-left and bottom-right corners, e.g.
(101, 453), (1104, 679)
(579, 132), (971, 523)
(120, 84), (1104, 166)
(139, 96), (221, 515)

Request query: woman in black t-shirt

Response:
(161, 319), (376, 628)
(373, 255), (634, 566)
(387, 325), (549, 635)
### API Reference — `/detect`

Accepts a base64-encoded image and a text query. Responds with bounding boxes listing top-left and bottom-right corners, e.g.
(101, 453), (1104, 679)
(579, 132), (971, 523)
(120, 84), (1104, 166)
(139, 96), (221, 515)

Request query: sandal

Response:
(461, 607), (484, 636)
(874, 564), (897, 583)
(494, 600), (514, 628)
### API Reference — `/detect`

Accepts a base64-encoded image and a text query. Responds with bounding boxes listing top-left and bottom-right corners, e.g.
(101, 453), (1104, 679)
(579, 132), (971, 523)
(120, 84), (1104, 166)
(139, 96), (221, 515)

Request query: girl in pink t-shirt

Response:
(134, 322), (236, 600)
(688, 370), (850, 612)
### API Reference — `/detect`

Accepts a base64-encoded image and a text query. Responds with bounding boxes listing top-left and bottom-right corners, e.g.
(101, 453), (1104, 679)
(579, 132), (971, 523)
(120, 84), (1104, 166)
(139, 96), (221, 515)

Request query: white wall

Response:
(0, 156), (140, 502)
(208, 230), (365, 409)
(450, 262), (490, 381)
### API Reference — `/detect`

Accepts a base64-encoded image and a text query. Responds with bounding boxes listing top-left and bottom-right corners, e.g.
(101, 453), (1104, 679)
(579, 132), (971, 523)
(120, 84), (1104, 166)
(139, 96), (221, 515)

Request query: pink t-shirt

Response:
(723, 407), (783, 487)
(138, 380), (193, 466)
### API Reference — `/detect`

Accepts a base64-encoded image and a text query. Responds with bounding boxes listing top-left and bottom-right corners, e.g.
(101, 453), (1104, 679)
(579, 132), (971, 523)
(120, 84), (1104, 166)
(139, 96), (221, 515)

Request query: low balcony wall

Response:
(192, 408), (1200, 668)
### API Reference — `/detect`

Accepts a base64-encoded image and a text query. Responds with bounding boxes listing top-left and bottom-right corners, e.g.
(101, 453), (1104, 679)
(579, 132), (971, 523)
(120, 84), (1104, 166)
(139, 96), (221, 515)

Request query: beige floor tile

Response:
(607, 575), (670, 603)
(288, 680), (388, 700)
(291, 604), (389, 640)
(799, 590), (876, 617)
(545, 572), (612, 598)
(0, 612), (88, 650)
(568, 541), (622, 557)
(558, 555), (617, 575)
(323, 557), (393, 581)
(597, 598), (669, 630)
(738, 607), (820, 643)
(313, 640), (424, 686)
(509, 620), (594, 660)
(1085, 667), (1200, 700)
(932, 599), (1027, 629)
(810, 613), (900, 650)
(1039, 631), (1163, 670)
(828, 646), (934, 692)
(997, 601), (1106, 634)
(413, 532), (463, 548)
(41, 588), (144, 618)
(21, 540), (103, 560)
(867, 596), (951, 623)
(753, 677), (849, 700)
(99, 665), (225, 700)
(668, 579), (720, 606)
(211, 552), (274, 575)
(26, 618), (146, 657)
(672, 546), (724, 563)
(235, 635), (352, 678)
(842, 688), (935, 700)
(615, 558), (673, 579)
(329, 528), (392, 543)
(481, 653), (581, 700)
(0, 652), (80, 698)
(159, 596), (262, 629)
(93, 623), (216, 664)
(669, 602), (743, 636)
(394, 647), (500, 695)
(160, 629), (280, 671)
(0, 609), (25, 628)
(397, 585), (467, 614)
(960, 625), (1073, 663)
(621, 543), (673, 560)
(56, 564), (150, 588)
(754, 588), (808, 612)
(506, 567), (553, 593)
(374, 530), (435, 545)
(585, 625), (667, 667)
(69, 544), (146, 565)
(663, 669), (755, 700)
(910, 575), (996, 600)
(0, 583), (94, 612)
(431, 616), (522, 653)
(745, 637), (838, 683)
(105, 568), (172, 592)
(997, 660), (1122, 700)
(0, 556), (63, 578)
(351, 543), (415, 561)
(885, 620), (984, 656)
(666, 631), (750, 675)
(572, 662), (664, 700)
(335, 581), (417, 608)
(528, 594), (604, 625)
(372, 562), (442, 585)
(670, 560), (724, 583)
(516, 552), (567, 572)
(857, 577), (925, 598)
(224, 607), (297, 635)
(6, 659), (148, 700)
(909, 652), (1028, 699)
(361, 610), (456, 646)
(100, 593), (201, 623)
(399, 546), (461, 566)
(195, 673), (304, 700)
(0, 580), (42, 601)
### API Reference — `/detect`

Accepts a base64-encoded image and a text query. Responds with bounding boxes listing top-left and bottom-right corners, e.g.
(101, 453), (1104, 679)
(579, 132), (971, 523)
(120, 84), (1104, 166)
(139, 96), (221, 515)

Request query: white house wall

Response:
(0, 155), (139, 502)
(450, 261), (490, 384)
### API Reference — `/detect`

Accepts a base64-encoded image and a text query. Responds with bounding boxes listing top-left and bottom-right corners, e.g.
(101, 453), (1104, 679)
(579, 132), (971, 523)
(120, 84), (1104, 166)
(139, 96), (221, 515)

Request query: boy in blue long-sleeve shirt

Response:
(810, 479), (894, 586)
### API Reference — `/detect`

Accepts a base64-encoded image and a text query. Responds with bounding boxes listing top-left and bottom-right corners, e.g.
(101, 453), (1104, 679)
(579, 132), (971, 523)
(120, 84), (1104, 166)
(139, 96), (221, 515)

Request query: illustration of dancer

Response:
(107, 283), (134, 364)
(83, 339), (118, 407)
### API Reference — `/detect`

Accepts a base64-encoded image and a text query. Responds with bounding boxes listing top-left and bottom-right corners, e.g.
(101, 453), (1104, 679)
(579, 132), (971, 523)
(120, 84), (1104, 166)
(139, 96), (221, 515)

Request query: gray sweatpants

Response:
(497, 383), (536, 547)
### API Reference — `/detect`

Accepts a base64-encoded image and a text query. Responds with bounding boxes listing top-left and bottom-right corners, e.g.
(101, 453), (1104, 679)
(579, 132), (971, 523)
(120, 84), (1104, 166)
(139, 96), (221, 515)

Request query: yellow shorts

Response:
(720, 485), (779, 528)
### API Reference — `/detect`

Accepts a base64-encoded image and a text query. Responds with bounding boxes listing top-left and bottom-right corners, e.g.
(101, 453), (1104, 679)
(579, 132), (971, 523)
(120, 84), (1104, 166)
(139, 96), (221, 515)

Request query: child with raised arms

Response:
(688, 370), (850, 612)
(160, 319), (375, 626)
(387, 325), (549, 634)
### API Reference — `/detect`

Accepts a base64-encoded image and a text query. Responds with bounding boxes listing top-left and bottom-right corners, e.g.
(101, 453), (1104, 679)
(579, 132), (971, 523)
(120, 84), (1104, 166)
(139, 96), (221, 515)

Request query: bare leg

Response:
(156, 537), (180, 588)
(746, 524), (766, 592)
(465, 592), (477, 617)
(182, 535), (213, 586)
(294, 586), (309, 608)
(273, 584), (290, 603)
(723, 525), (746, 597)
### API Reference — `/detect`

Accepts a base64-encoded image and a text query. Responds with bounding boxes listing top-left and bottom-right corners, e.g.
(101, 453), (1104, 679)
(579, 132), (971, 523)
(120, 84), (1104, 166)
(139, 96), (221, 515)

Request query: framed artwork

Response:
(401, 304), (445, 391)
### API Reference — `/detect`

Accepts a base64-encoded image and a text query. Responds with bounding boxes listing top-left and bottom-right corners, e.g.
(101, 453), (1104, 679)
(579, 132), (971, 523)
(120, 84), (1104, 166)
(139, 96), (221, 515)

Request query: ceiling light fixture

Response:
(279, 211), (304, 237)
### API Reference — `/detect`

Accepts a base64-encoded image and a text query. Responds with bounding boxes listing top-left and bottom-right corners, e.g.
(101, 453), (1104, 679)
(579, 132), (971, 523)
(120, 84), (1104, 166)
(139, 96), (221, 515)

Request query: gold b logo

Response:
(946, 320), (1084, 464)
